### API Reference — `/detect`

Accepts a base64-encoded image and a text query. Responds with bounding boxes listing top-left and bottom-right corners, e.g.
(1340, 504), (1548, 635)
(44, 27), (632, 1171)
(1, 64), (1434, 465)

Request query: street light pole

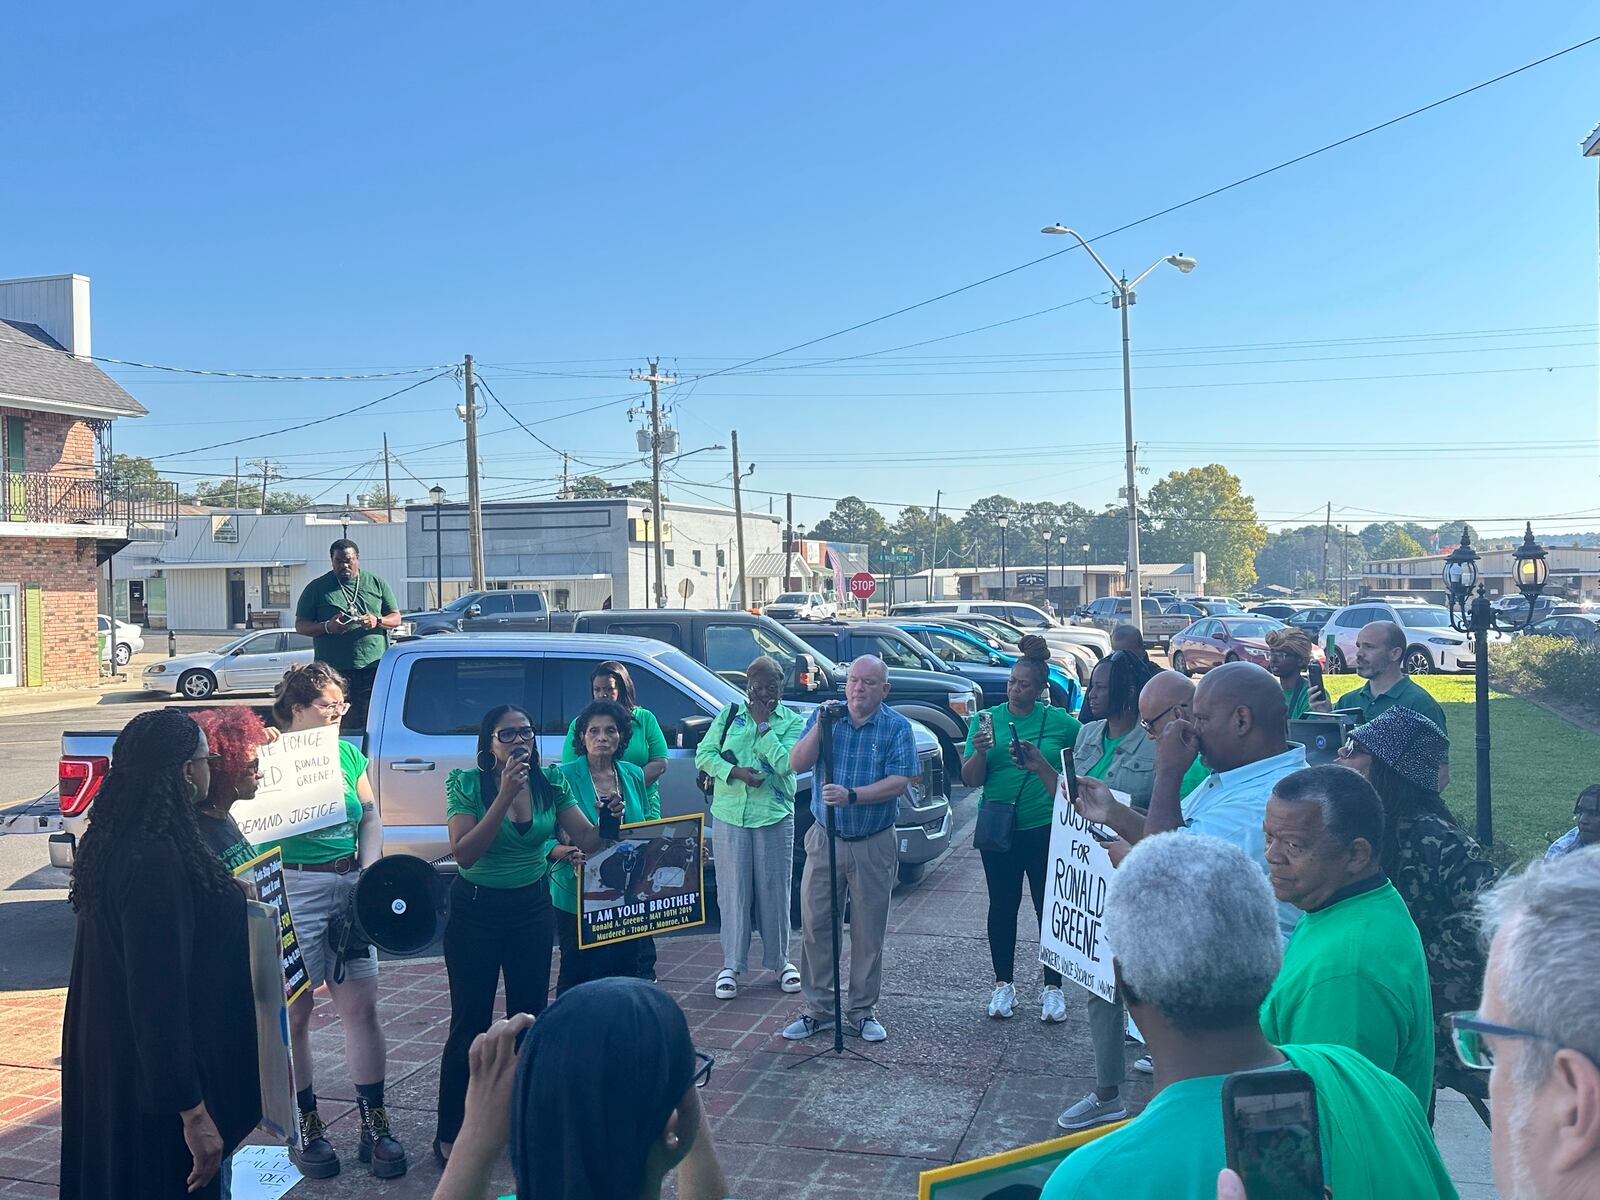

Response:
(1082, 543), (1091, 607)
(1042, 225), (1195, 638)
(997, 515), (1010, 600)
(1443, 524), (1549, 847)
(429, 485), (446, 606)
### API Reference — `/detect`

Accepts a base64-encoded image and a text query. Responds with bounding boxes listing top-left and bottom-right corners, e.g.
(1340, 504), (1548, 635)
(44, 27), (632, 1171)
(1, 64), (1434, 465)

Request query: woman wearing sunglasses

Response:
(266, 662), (404, 1180)
(434, 705), (615, 1166)
(191, 706), (278, 872)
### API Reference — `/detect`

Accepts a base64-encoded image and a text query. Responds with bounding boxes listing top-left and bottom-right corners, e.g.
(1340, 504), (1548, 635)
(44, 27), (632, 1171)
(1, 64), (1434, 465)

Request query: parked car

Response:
(889, 621), (1082, 710)
(1075, 596), (1191, 648)
(1189, 596), (1246, 616)
(1163, 601), (1204, 621)
(899, 614), (1096, 683)
(52, 632), (952, 892)
(1525, 613), (1600, 642)
(1248, 601), (1318, 621)
(887, 600), (1111, 661)
(1168, 616), (1321, 676)
(1283, 605), (1337, 641)
(1320, 600), (1508, 675)
(141, 629), (315, 699)
(400, 589), (554, 636)
(1494, 596), (1596, 622)
(97, 615), (143, 667)
(761, 592), (837, 621)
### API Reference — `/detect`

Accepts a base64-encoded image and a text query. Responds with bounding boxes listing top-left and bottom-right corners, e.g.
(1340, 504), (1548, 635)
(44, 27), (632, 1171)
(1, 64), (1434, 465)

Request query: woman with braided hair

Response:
(61, 709), (260, 1200)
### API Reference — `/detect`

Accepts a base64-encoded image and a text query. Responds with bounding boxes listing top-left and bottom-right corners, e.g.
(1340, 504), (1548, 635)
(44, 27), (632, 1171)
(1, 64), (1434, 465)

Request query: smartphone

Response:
(1059, 748), (1079, 803)
(1008, 720), (1024, 766)
(977, 712), (995, 743)
(1307, 661), (1325, 692)
(597, 796), (622, 841)
(1221, 1069), (1325, 1200)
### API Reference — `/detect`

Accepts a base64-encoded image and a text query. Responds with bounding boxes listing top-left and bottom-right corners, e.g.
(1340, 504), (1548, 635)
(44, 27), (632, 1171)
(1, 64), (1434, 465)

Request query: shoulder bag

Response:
(696, 703), (740, 797)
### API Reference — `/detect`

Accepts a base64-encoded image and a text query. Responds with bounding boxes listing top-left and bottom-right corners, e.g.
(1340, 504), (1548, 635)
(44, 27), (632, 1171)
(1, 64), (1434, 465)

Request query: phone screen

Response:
(1059, 748), (1079, 803)
(1222, 1070), (1324, 1200)
(1008, 721), (1023, 766)
(1307, 662), (1324, 690)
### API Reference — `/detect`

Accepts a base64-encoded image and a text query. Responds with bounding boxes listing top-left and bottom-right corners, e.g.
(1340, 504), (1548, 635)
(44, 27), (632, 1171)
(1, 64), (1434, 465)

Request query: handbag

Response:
(973, 710), (1046, 854)
(696, 703), (739, 797)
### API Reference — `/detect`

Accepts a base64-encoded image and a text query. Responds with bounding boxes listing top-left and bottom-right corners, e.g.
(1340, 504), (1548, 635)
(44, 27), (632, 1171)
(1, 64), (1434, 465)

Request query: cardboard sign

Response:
(1039, 776), (1118, 1003)
(234, 848), (310, 1005)
(577, 815), (705, 948)
(227, 1144), (303, 1199)
(917, 1126), (1126, 1199)
(233, 726), (346, 845)
(243, 902), (300, 1151)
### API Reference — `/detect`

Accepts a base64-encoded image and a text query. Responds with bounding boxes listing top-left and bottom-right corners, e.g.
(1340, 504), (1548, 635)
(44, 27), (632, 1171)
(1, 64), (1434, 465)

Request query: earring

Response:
(477, 750), (495, 771)
(664, 1134), (679, 1151)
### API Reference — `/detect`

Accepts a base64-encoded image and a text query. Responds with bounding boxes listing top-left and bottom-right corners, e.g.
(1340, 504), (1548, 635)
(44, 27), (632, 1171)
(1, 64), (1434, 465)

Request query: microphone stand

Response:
(790, 705), (885, 1070)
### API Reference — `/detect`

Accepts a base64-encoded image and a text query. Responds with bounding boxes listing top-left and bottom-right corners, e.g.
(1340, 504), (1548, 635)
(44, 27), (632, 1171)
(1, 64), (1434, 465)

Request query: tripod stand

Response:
(790, 705), (886, 1070)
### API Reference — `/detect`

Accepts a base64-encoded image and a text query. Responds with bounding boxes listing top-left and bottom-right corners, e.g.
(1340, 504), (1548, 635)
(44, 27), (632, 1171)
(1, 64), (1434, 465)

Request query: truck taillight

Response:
(59, 756), (110, 817)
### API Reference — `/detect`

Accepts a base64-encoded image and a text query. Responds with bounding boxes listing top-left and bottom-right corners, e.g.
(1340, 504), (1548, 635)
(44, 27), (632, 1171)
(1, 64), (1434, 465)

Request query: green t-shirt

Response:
(266, 741), (368, 865)
(964, 704), (1082, 830)
(1177, 756), (1211, 800)
(563, 706), (669, 808)
(445, 766), (576, 889)
(198, 810), (257, 873)
(1088, 732), (1125, 781)
(1286, 679), (1312, 720)
(547, 758), (651, 914)
(1345, 675), (1448, 734)
(294, 569), (400, 673)
(1260, 880), (1436, 1113)
(1041, 1043), (1457, 1200)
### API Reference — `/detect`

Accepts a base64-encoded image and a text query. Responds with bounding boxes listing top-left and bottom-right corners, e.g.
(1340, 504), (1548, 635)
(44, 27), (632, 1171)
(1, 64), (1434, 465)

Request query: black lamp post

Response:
(429, 485), (446, 606)
(1081, 543), (1091, 606)
(997, 515), (1010, 600)
(1442, 523), (1548, 847)
(1044, 533), (1053, 613)
(880, 539), (890, 610)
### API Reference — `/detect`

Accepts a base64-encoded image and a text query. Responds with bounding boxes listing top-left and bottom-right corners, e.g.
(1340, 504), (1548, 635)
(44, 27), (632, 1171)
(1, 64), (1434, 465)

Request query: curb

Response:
(0, 688), (155, 719)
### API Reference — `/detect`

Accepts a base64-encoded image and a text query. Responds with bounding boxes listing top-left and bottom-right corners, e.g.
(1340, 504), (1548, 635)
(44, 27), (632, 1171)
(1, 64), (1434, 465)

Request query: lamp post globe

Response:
(1512, 523), (1549, 597)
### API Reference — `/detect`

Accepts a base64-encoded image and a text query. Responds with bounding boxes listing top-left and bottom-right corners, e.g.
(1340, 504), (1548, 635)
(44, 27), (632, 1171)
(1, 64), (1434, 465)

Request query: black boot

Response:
(357, 1099), (408, 1179)
(292, 1109), (341, 1179)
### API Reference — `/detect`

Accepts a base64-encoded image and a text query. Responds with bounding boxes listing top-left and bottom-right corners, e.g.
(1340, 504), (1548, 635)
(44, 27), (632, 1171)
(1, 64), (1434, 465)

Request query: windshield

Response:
(1396, 607), (1453, 629)
(774, 593), (807, 604)
(215, 632), (254, 654)
(443, 592), (484, 613)
(964, 617), (1020, 644)
(926, 631), (996, 665)
(1224, 619), (1283, 639)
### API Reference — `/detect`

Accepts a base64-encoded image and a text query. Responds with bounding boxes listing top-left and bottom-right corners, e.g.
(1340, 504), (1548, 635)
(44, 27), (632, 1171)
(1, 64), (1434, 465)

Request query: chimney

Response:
(0, 273), (93, 358)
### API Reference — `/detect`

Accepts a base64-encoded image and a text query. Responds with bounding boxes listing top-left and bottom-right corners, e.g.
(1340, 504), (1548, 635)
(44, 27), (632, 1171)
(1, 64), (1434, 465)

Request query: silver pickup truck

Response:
(1075, 596), (1193, 648)
(48, 633), (951, 885)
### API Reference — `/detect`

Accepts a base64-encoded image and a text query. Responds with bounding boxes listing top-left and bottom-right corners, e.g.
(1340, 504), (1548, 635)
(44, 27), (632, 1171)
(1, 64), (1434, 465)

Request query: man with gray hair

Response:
(1454, 847), (1600, 1199)
(1041, 833), (1455, 1199)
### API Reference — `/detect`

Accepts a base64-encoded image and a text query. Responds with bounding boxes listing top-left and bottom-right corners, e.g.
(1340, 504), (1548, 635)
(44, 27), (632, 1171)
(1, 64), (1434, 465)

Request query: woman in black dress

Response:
(60, 709), (261, 1200)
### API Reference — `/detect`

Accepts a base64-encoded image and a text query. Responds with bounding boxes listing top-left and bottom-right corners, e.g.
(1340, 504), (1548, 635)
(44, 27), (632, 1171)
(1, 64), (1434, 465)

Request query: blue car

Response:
(893, 621), (1082, 713)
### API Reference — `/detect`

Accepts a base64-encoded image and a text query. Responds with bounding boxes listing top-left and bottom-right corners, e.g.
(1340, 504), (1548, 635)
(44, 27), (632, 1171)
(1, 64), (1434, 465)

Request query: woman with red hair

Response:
(192, 707), (277, 872)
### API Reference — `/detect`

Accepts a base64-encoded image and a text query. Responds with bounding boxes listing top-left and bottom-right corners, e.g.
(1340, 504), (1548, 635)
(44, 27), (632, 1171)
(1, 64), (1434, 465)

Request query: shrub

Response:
(1490, 636), (1600, 710)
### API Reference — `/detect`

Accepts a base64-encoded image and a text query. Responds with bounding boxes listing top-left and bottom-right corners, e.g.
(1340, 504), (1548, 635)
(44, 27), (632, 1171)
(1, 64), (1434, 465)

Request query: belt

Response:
(837, 827), (892, 843)
(284, 855), (359, 875)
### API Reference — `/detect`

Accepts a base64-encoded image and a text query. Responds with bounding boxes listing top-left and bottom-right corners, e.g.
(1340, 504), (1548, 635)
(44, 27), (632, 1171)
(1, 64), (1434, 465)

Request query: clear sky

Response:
(5, 3), (1598, 542)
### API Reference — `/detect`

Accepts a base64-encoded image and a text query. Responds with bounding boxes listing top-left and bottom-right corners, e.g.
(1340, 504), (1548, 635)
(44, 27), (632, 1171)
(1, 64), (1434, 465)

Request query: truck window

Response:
(792, 631), (837, 659)
(403, 656), (542, 735)
(598, 621), (685, 649)
(513, 592), (547, 613)
(704, 622), (800, 689)
(476, 593), (514, 616)
(854, 634), (925, 671)
(545, 656), (702, 744)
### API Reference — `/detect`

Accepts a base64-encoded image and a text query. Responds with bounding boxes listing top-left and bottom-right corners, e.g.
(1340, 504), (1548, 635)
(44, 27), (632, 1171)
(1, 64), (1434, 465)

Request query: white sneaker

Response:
(1040, 985), (1067, 1024)
(1133, 1054), (1154, 1075)
(1056, 1090), (1128, 1131)
(988, 982), (1016, 1019)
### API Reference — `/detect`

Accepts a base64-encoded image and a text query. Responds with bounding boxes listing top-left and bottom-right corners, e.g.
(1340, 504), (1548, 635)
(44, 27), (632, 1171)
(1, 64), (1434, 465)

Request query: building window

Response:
(717, 548), (726, 567)
(264, 567), (292, 608)
(692, 550), (702, 567)
(665, 550), (675, 566)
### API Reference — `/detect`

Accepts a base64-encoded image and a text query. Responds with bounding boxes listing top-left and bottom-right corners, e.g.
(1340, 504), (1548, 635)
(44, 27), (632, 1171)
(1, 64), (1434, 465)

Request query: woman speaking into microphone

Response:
(433, 704), (614, 1166)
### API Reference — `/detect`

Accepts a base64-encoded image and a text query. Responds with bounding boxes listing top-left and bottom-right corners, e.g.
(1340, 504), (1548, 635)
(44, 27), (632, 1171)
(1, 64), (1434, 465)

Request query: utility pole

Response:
(631, 359), (676, 607)
(559, 453), (572, 500)
(928, 488), (942, 602)
(1320, 501), (1331, 597)
(460, 355), (486, 589)
(232, 457), (240, 509)
(382, 433), (394, 521)
(785, 492), (795, 592)
(248, 459), (278, 512)
(731, 432), (748, 611)
(1341, 524), (1351, 603)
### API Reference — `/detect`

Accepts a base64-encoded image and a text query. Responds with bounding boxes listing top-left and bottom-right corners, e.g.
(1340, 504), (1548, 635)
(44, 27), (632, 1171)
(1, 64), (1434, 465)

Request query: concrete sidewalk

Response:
(0, 838), (1498, 1197)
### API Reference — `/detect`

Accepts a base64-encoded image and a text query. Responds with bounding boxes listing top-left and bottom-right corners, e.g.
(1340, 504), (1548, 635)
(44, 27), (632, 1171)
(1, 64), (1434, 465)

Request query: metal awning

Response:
(156, 559), (306, 570)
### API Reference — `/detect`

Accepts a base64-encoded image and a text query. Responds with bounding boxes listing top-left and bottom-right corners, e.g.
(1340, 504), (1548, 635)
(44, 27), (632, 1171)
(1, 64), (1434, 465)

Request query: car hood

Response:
(881, 667), (977, 694)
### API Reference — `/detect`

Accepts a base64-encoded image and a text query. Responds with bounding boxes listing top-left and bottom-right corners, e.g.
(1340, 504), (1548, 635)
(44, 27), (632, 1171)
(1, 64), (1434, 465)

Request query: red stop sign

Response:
(849, 572), (877, 599)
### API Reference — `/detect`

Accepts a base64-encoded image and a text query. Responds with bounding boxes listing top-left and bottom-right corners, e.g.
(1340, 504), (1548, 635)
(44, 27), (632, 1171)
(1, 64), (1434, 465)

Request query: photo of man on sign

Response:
(578, 815), (706, 948)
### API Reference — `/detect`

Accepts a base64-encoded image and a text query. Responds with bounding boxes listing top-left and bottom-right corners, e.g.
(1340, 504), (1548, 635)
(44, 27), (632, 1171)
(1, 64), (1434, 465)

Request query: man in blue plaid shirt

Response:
(782, 656), (919, 1044)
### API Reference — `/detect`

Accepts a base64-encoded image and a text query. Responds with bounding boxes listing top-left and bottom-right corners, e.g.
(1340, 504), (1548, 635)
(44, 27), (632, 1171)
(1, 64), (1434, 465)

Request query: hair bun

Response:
(1018, 634), (1051, 662)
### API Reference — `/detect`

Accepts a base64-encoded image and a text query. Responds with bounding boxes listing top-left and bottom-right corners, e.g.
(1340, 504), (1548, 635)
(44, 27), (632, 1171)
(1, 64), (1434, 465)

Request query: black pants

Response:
(555, 906), (640, 996)
(980, 824), (1062, 986)
(435, 877), (553, 1143)
(341, 663), (379, 731)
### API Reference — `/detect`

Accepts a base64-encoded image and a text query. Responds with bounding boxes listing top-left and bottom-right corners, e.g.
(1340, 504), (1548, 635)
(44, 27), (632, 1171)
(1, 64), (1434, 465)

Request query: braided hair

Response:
(1094, 650), (1147, 722)
(69, 709), (234, 915)
(1013, 634), (1053, 688)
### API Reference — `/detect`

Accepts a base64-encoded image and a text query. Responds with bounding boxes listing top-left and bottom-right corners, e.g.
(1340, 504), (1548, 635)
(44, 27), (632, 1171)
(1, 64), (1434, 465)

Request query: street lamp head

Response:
(1166, 254), (1197, 274)
(1512, 522), (1549, 598)
(429, 485), (446, 506)
(1441, 527), (1479, 601)
(997, 516), (1010, 530)
(1041, 224), (1072, 236)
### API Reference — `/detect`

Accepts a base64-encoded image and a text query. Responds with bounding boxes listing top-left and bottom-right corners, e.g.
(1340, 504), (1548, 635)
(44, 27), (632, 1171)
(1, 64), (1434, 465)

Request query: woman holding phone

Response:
(433, 705), (613, 1165)
(1265, 627), (1331, 720)
(551, 700), (655, 993)
(961, 636), (1081, 1024)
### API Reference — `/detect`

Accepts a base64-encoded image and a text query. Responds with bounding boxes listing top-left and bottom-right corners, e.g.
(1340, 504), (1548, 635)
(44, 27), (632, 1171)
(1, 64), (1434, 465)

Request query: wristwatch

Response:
(847, 788), (858, 806)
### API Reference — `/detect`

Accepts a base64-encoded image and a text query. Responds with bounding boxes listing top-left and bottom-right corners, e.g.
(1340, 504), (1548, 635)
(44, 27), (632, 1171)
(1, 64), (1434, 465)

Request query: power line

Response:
(0, 331), (451, 382)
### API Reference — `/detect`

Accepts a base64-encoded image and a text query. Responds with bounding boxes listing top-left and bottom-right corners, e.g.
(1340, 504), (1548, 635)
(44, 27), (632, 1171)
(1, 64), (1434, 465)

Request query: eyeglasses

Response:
(692, 1050), (715, 1089)
(1140, 703), (1181, 734)
(1337, 736), (1361, 759)
(190, 752), (222, 765)
(494, 726), (536, 744)
(246, 760), (263, 779)
(311, 699), (351, 715)
(1448, 1011), (1564, 1071)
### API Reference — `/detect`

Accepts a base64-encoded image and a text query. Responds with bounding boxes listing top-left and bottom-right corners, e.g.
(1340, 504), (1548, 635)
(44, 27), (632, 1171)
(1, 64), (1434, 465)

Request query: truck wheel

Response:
(939, 736), (961, 783)
(897, 861), (927, 886)
(178, 670), (217, 699)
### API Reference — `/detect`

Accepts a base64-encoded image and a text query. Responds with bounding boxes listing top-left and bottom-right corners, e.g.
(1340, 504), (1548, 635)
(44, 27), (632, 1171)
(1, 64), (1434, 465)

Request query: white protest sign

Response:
(233, 725), (347, 845)
(1038, 772), (1117, 1003)
(227, 1144), (302, 1200)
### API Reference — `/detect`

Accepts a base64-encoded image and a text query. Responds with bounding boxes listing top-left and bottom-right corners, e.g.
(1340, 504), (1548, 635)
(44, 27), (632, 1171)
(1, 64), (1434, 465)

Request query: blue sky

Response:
(4, 3), (1598, 542)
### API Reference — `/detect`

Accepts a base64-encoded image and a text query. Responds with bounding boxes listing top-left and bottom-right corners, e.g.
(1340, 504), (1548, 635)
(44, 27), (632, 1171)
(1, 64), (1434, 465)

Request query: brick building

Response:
(0, 274), (173, 690)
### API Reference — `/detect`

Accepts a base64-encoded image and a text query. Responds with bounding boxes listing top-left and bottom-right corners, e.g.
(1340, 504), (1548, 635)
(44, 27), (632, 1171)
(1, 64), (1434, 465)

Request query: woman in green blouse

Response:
(553, 700), (655, 994)
(433, 704), (613, 1165)
(961, 636), (1081, 1024)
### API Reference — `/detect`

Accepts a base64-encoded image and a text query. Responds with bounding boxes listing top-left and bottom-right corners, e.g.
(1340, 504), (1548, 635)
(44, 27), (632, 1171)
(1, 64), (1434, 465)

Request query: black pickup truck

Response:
(400, 589), (556, 637)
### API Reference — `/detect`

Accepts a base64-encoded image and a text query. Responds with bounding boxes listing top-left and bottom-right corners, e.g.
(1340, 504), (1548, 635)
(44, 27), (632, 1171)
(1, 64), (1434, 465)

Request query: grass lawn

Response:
(1324, 674), (1592, 867)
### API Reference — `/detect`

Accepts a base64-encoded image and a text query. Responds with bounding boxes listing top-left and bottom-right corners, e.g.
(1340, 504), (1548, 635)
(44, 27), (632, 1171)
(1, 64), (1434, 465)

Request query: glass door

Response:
(0, 584), (18, 688)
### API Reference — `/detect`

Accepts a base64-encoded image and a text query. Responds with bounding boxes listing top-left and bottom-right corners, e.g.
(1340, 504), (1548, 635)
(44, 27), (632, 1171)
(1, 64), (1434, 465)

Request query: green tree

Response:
(889, 505), (965, 570)
(811, 495), (889, 546)
(567, 474), (613, 499)
(359, 487), (400, 511)
(1254, 526), (1329, 593)
(187, 479), (314, 513)
(957, 494), (1025, 566)
(105, 453), (166, 486)
(1142, 465), (1267, 593)
(1372, 529), (1426, 560)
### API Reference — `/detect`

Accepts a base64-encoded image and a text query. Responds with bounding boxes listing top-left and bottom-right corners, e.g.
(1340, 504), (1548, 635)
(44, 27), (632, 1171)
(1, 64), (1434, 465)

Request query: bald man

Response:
(1076, 662), (1305, 938)
(1348, 621), (1449, 733)
(1138, 671), (1210, 800)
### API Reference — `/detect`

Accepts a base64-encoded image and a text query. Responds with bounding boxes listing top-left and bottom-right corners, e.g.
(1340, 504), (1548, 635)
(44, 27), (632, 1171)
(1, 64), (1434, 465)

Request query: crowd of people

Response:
(53, 576), (1600, 1198)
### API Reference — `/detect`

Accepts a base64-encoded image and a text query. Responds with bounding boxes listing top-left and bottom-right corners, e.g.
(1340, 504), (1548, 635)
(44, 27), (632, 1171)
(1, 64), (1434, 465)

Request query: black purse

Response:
(973, 711), (1044, 854)
(696, 703), (739, 797)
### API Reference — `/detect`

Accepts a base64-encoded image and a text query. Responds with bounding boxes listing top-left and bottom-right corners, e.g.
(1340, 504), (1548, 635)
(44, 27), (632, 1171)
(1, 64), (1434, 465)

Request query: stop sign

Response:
(849, 572), (877, 599)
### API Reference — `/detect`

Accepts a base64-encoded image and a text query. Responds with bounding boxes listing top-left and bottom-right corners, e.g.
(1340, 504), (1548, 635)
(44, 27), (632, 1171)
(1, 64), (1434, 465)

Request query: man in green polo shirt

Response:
(1041, 833), (1455, 1200)
(295, 539), (400, 728)
(1346, 620), (1448, 732)
(1260, 764), (1436, 1112)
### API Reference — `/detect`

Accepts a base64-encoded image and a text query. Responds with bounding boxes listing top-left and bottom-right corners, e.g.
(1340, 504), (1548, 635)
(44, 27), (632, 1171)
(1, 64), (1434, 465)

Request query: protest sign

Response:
(232, 725), (345, 845)
(234, 848), (310, 1005)
(243, 901), (300, 1151)
(917, 1126), (1126, 1199)
(577, 814), (705, 948)
(1039, 775), (1118, 1003)
(227, 1144), (303, 1200)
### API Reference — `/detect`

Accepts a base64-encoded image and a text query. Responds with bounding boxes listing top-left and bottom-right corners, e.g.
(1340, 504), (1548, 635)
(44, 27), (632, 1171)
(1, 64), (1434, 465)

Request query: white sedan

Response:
(98, 615), (144, 667)
(142, 629), (314, 699)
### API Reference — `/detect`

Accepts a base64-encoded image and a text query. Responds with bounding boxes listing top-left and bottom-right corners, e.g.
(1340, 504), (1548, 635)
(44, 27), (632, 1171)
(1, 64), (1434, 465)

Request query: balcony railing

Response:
(2, 470), (179, 532)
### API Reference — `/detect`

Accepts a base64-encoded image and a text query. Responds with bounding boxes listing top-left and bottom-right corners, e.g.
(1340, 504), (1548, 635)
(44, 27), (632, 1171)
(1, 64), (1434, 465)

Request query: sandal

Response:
(779, 962), (802, 993)
(714, 968), (738, 1000)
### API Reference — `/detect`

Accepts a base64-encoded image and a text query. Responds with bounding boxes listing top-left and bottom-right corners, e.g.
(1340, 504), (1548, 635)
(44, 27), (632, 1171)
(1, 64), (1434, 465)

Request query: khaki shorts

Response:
(283, 866), (379, 990)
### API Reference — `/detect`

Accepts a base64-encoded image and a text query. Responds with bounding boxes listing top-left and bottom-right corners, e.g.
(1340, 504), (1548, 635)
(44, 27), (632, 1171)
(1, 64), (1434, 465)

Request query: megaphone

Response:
(328, 855), (449, 981)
